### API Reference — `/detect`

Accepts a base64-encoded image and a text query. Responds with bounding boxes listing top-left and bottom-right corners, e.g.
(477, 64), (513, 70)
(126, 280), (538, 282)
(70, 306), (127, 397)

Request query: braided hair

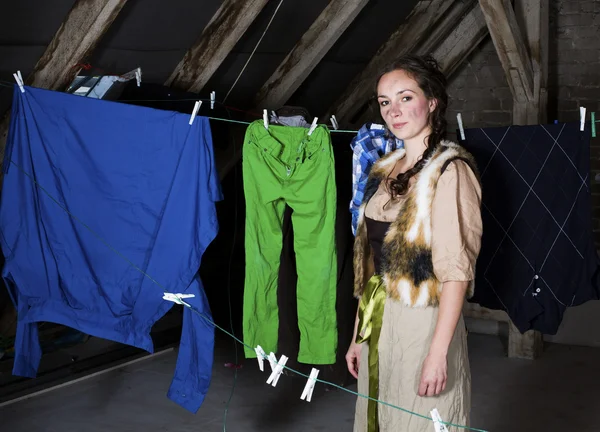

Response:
(375, 54), (449, 198)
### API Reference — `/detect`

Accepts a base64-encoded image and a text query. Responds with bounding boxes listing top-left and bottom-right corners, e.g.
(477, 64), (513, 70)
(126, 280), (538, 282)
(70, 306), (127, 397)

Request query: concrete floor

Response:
(1, 333), (599, 432)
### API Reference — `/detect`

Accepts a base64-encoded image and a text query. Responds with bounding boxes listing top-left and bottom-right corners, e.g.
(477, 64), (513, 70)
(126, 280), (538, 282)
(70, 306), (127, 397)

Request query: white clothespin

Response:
(430, 408), (449, 432)
(266, 354), (288, 387)
(300, 368), (320, 402)
(210, 91), (216, 110)
(135, 67), (142, 87)
(307, 117), (318, 136)
(189, 100), (202, 125)
(13, 71), (24, 93)
(267, 352), (278, 371)
(162, 293), (195, 308)
(254, 345), (267, 371)
(330, 115), (339, 130)
(263, 109), (269, 129)
(580, 106), (587, 131)
(457, 113), (465, 140)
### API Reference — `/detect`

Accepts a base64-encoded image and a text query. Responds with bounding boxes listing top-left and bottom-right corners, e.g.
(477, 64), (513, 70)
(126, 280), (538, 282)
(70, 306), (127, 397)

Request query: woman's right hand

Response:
(345, 341), (362, 379)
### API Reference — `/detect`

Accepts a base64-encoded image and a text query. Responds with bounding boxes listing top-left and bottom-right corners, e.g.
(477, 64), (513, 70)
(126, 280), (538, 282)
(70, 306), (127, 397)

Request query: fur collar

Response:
(353, 140), (479, 306)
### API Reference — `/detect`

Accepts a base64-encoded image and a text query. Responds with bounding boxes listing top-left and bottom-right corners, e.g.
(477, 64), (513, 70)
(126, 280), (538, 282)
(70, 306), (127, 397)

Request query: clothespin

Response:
(457, 113), (465, 140)
(210, 91), (216, 110)
(267, 352), (278, 372)
(580, 106), (587, 132)
(12, 71), (24, 93)
(307, 117), (318, 136)
(254, 345), (266, 372)
(263, 109), (269, 130)
(430, 408), (449, 432)
(330, 115), (339, 130)
(135, 67), (142, 87)
(189, 100), (202, 125)
(162, 293), (195, 308)
(300, 368), (320, 402)
(591, 112), (596, 138)
(266, 354), (288, 387)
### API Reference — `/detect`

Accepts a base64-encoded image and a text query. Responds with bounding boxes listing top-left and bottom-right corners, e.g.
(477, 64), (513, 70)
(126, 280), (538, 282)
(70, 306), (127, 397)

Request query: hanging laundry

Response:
(0, 86), (223, 413)
(349, 123), (403, 235)
(461, 122), (600, 334)
(242, 119), (338, 365)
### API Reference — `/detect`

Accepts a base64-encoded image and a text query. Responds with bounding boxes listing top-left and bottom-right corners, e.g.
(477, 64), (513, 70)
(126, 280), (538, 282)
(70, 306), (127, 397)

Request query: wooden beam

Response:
(29, 0), (129, 90)
(353, 2), (489, 127)
(415, 0), (479, 57)
(478, 0), (535, 109)
(478, 0), (548, 359)
(464, 301), (544, 360)
(0, 0), (128, 173)
(166, 0), (270, 93)
(255, 0), (369, 109)
(463, 301), (508, 322)
(508, 322), (544, 359)
(432, 4), (489, 78)
(513, 0), (549, 124)
(326, 0), (475, 126)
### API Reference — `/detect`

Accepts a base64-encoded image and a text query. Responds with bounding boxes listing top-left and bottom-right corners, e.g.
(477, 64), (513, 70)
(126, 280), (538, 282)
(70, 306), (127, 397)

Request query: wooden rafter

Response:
(0, 0), (129, 171)
(432, 4), (489, 77)
(325, 0), (476, 126)
(254, 0), (369, 109)
(513, 0), (549, 124)
(479, 0), (535, 105)
(354, 2), (488, 127)
(352, 4), (489, 128)
(166, 0), (269, 93)
(478, 0), (548, 358)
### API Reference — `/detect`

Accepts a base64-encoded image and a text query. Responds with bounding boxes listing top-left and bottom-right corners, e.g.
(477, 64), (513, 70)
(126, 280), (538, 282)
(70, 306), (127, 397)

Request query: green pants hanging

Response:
(242, 119), (338, 364)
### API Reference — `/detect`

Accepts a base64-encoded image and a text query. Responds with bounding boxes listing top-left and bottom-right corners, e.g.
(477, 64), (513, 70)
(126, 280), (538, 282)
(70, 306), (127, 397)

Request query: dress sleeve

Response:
(431, 160), (483, 282)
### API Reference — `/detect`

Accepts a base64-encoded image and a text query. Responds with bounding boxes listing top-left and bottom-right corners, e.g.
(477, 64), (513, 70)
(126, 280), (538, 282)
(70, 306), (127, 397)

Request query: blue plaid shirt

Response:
(350, 123), (404, 235)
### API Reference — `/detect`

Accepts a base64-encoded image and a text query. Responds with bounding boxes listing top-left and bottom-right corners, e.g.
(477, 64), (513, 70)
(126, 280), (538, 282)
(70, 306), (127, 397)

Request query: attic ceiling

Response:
(0, 0), (466, 119)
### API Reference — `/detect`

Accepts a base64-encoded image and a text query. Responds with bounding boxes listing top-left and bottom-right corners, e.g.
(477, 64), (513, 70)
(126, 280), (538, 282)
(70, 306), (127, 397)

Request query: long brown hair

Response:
(375, 54), (448, 198)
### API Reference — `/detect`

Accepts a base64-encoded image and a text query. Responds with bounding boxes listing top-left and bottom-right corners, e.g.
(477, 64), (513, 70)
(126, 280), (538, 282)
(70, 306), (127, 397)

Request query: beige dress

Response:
(354, 159), (483, 432)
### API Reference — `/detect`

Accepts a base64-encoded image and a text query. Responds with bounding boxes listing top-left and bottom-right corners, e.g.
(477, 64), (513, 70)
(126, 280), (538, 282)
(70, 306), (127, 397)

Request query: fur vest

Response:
(353, 140), (480, 307)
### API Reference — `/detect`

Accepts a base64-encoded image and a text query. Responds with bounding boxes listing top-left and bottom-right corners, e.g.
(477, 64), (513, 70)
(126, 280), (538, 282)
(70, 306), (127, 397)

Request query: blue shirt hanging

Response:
(0, 86), (223, 413)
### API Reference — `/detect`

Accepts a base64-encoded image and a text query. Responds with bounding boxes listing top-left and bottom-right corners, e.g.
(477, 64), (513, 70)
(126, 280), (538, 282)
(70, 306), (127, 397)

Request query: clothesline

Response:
(5, 157), (489, 432)
(0, 79), (360, 134)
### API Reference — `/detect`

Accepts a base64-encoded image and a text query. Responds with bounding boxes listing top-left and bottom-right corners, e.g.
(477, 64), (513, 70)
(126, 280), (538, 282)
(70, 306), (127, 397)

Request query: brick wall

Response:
(446, 0), (600, 246)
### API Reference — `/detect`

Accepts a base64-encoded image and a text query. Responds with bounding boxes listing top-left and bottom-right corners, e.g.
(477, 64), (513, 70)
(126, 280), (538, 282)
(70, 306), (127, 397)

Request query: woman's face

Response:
(377, 69), (436, 141)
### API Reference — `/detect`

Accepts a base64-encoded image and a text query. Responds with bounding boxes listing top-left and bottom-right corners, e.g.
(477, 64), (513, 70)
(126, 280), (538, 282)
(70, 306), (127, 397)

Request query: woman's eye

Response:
(380, 100), (389, 107)
(402, 96), (412, 102)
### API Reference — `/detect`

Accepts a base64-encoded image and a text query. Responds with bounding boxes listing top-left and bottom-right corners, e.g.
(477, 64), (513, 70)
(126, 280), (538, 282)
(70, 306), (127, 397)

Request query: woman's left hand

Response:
(417, 352), (448, 397)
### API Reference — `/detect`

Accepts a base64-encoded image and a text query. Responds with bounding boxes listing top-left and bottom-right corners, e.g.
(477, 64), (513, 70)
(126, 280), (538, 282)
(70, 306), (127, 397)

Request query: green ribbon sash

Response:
(356, 275), (386, 432)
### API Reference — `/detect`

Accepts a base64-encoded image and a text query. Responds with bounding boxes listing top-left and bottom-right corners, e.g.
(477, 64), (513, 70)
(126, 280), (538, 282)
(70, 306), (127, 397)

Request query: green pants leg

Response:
(242, 120), (337, 364)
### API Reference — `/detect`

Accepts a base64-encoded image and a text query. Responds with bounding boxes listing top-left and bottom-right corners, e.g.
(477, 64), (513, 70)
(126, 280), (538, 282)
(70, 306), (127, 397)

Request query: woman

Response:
(345, 54), (483, 432)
